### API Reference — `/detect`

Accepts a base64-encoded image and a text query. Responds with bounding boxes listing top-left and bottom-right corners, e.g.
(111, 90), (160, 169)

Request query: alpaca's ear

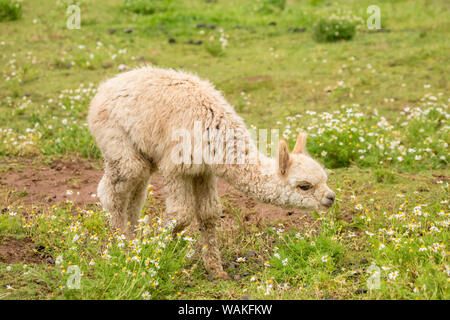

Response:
(278, 140), (290, 176)
(292, 131), (308, 154)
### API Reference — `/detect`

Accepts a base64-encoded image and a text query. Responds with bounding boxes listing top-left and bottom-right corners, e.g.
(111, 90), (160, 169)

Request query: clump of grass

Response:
(122, 0), (172, 15)
(204, 29), (229, 57)
(312, 12), (361, 43)
(40, 122), (101, 159)
(0, 0), (22, 22)
(374, 169), (397, 184)
(205, 42), (224, 57)
(53, 57), (72, 70)
(256, 0), (286, 14)
(0, 211), (25, 238)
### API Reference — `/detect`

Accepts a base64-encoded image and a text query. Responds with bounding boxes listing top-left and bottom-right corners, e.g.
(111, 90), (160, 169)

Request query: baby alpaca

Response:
(88, 66), (335, 279)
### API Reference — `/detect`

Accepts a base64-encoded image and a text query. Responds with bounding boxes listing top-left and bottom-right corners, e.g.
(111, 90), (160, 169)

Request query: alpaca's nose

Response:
(326, 192), (336, 203)
(323, 191), (335, 207)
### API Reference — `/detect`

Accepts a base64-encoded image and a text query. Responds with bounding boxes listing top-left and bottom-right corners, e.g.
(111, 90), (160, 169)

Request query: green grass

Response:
(0, 0), (21, 22)
(0, 0), (448, 300)
(312, 12), (361, 42)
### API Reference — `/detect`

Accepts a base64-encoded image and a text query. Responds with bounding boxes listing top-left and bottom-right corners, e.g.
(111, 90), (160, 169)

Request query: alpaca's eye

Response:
(298, 183), (312, 191)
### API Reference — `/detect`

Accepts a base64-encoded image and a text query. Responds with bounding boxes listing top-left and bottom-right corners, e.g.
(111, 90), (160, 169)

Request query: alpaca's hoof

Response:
(215, 272), (231, 280)
(123, 229), (136, 240)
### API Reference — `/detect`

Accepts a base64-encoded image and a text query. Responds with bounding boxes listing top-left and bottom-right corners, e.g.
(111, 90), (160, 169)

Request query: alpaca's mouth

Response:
(320, 200), (334, 209)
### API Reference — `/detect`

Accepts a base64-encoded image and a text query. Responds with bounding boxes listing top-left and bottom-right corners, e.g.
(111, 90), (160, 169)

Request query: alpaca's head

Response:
(276, 132), (335, 210)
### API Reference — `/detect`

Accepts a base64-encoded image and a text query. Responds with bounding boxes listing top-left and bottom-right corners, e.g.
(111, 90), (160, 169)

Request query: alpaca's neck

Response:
(216, 152), (287, 207)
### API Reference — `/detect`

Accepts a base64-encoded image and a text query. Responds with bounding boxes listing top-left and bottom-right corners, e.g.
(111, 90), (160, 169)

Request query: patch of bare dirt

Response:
(0, 159), (314, 227)
(0, 237), (52, 264)
(0, 160), (102, 205)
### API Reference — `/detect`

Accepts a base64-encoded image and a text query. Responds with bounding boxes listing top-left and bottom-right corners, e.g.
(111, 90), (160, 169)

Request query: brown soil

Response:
(0, 160), (101, 205)
(0, 237), (52, 264)
(0, 159), (313, 227)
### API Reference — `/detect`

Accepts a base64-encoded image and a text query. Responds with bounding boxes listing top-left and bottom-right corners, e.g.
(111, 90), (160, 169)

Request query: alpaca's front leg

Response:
(98, 158), (149, 239)
(198, 216), (229, 279)
(98, 171), (132, 236)
(127, 174), (151, 232)
(193, 175), (229, 280)
(164, 176), (195, 235)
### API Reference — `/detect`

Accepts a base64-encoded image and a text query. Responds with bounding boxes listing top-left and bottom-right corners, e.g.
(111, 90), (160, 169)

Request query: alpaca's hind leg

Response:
(164, 175), (195, 235)
(98, 157), (149, 238)
(192, 175), (229, 280)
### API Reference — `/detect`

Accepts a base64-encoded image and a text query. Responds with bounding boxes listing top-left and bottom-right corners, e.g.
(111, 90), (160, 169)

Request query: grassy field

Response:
(0, 0), (449, 300)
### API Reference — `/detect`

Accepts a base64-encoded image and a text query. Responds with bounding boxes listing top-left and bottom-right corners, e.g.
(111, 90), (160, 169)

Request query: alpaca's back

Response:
(88, 66), (249, 173)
